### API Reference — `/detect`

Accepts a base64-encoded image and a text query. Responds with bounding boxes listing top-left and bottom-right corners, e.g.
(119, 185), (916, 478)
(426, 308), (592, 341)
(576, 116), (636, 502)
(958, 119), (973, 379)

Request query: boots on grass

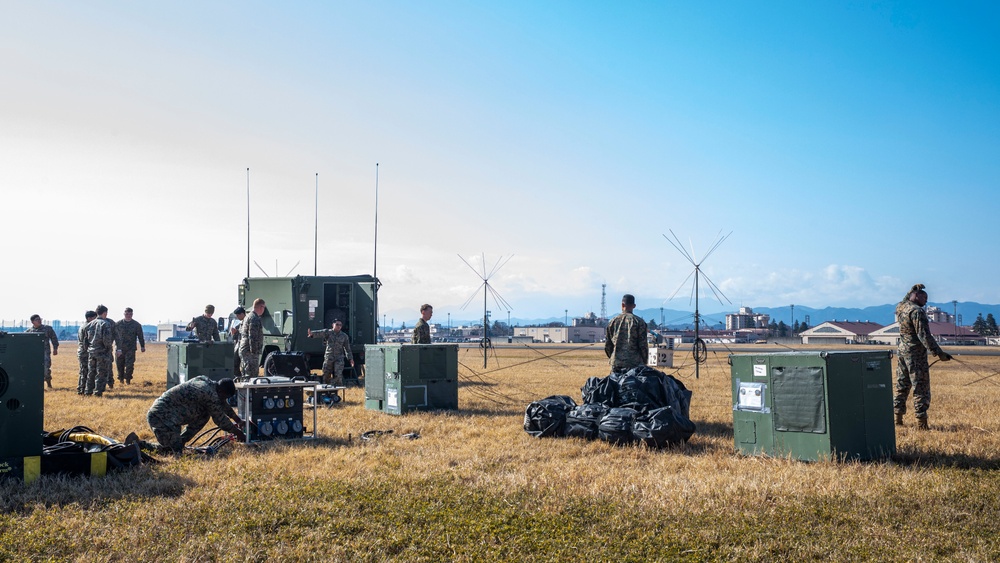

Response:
(894, 412), (904, 426)
(916, 417), (929, 431)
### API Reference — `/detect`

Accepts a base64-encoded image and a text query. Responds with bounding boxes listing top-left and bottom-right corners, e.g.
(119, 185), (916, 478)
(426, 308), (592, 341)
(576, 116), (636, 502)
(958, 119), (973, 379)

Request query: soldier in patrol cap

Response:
(26, 314), (59, 389)
(186, 305), (221, 342)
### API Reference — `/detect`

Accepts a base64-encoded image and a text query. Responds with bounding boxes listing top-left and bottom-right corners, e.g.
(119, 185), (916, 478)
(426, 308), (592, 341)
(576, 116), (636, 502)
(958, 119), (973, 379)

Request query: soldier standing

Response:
(186, 305), (221, 342)
(115, 307), (146, 385)
(87, 305), (116, 396)
(307, 319), (354, 386)
(238, 299), (265, 379)
(146, 376), (245, 453)
(230, 306), (247, 377)
(894, 283), (952, 430)
(411, 304), (433, 344)
(76, 310), (97, 394)
(26, 314), (59, 389)
(604, 294), (649, 373)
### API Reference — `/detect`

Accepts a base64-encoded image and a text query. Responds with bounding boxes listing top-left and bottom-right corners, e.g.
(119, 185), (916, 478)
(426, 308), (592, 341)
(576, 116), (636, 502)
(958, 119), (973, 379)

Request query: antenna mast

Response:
(459, 253), (513, 369)
(664, 230), (733, 379)
(600, 283), (607, 321)
(246, 167), (251, 280)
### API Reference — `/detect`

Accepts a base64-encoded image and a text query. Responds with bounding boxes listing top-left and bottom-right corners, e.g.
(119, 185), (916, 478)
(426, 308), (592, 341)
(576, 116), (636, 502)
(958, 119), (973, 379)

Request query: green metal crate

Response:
(364, 344), (458, 414)
(730, 351), (895, 461)
(166, 341), (235, 388)
(0, 333), (44, 459)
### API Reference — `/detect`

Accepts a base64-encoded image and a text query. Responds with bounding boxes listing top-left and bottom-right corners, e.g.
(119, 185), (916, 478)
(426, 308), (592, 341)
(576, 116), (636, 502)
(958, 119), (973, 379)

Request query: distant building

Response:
(726, 307), (770, 331)
(799, 321), (884, 345)
(515, 325), (604, 343)
(925, 306), (955, 324)
(157, 323), (192, 342)
(869, 322), (987, 346)
(572, 312), (606, 328)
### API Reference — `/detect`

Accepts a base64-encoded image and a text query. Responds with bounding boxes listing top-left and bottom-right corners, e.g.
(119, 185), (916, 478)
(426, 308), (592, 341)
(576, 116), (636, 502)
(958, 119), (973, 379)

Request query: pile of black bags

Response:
(524, 365), (695, 448)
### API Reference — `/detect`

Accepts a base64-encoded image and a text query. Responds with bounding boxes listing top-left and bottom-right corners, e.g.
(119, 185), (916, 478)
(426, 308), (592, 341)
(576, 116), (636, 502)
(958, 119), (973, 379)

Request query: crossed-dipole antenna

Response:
(664, 229), (733, 379)
(459, 253), (514, 369)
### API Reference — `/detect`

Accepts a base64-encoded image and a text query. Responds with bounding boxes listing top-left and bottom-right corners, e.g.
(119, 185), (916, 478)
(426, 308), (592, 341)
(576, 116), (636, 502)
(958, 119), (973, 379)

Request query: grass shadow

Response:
(0, 464), (194, 513)
(892, 448), (1000, 470)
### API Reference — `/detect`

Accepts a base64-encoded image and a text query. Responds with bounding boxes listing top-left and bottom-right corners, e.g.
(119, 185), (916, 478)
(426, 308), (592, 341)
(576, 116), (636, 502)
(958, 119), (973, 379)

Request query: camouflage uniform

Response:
(309, 329), (352, 385)
(605, 312), (649, 373)
(77, 323), (91, 393)
(87, 318), (115, 395)
(411, 318), (431, 344)
(114, 318), (145, 383)
(188, 315), (220, 342)
(238, 312), (264, 379)
(24, 324), (58, 385)
(146, 375), (240, 452)
(894, 299), (945, 420)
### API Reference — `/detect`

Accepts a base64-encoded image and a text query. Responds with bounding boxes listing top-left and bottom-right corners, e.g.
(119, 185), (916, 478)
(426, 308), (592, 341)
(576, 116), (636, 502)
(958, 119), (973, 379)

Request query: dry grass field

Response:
(2, 342), (1000, 562)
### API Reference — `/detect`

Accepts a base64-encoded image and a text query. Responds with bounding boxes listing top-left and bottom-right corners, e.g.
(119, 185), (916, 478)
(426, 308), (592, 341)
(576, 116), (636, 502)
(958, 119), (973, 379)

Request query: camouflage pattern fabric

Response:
(605, 312), (649, 373)
(309, 329), (352, 385)
(87, 318), (115, 394)
(77, 324), (90, 393)
(238, 313), (264, 379)
(24, 324), (58, 383)
(412, 318), (431, 344)
(115, 318), (145, 351)
(115, 318), (145, 382)
(188, 315), (221, 342)
(146, 375), (239, 451)
(894, 299), (943, 419)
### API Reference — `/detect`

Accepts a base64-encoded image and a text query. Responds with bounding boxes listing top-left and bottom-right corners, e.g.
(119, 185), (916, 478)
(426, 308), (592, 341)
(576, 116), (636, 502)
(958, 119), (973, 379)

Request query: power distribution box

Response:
(236, 377), (317, 442)
(364, 344), (458, 415)
(730, 351), (895, 461)
(0, 332), (45, 459)
(166, 341), (235, 388)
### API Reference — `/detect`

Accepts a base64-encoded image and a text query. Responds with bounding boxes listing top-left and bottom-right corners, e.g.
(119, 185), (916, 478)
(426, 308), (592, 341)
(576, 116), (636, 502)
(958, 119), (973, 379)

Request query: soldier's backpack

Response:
(523, 395), (577, 438)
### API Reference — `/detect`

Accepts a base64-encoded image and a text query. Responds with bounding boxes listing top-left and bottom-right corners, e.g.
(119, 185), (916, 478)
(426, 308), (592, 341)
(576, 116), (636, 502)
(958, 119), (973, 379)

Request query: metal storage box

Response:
(166, 341), (235, 388)
(364, 344), (458, 414)
(730, 351), (895, 461)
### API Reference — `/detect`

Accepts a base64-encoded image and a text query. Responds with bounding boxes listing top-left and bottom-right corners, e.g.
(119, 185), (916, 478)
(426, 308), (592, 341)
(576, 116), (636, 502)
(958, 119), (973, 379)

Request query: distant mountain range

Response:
(484, 302), (1000, 330)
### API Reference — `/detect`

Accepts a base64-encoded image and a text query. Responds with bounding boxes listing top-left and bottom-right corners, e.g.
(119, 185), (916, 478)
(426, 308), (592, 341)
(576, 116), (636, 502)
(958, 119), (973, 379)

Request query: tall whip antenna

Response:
(314, 173), (319, 276)
(246, 167), (251, 280)
(373, 163), (379, 281)
(664, 229), (733, 379)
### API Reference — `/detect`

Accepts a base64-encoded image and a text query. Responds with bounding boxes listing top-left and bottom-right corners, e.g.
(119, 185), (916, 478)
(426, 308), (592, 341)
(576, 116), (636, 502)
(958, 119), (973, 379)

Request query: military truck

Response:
(237, 275), (379, 379)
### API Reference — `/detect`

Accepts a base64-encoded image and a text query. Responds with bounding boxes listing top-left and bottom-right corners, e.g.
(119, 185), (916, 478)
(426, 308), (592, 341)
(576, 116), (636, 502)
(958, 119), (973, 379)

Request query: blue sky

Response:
(2, 1), (998, 326)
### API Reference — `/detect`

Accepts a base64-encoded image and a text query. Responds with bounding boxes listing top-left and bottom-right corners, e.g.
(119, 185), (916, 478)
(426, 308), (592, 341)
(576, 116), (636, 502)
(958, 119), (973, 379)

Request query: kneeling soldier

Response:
(146, 376), (246, 452)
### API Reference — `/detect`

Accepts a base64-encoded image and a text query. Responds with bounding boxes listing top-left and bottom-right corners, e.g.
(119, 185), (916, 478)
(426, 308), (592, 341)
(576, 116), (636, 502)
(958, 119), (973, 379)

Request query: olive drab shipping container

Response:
(730, 351), (895, 461)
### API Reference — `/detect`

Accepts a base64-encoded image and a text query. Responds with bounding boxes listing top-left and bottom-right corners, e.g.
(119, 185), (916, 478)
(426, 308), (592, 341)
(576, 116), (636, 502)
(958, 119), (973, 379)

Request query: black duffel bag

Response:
(523, 395), (577, 438)
(565, 403), (609, 440)
(581, 376), (620, 407)
(633, 405), (697, 448)
(598, 407), (640, 446)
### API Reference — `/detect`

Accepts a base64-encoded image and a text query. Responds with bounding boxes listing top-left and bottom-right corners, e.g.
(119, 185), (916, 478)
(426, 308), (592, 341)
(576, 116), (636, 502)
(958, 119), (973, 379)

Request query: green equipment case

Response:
(166, 341), (235, 388)
(730, 350), (895, 461)
(0, 332), (44, 459)
(364, 344), (458, 415)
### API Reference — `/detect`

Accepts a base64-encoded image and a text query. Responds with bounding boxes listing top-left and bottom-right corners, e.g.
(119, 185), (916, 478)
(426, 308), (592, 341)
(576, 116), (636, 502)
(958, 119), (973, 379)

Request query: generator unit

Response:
(166, 340), (235, 388)
(730, 350), (895, 461)
(0, 332), (44, 459)
(236, 377), (318, 442)
(364, 343), (458, 415)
